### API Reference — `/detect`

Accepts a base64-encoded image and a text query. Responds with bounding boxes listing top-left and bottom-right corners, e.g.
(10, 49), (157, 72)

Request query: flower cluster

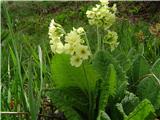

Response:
(149, 23), (160, 38)
(86, 0), (119, 51)
(135, 31), (145, 42)
(64, 28), (91, 67)
(49, 19), (91, 67)
(86, 0), (116, 29)
(103, 30), (119, 51)
(49, 19), (65, 54)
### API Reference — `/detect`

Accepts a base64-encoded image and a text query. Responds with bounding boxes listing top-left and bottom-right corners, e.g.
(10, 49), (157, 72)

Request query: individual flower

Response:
(70, 55), (83, 67)
(48, 19), (64, 39)
(75, 45), (91, 60)
(50, 41), (64, 54)
(111, 4), (117, 13)
(77, 27), (85, 34)
(65, 30), (82, 45)
(100, 0), (109, 5)
(86, 11), (95, 19)
(64, 44), (76, 55)
(50, 37), (61, 44)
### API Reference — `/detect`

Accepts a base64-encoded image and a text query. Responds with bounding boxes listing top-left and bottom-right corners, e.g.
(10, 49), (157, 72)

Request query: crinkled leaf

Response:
(93, 51), (114, 79)
(61, 87), (89, 114)
(151, 58), (160, 79)
(97, 111), (111, 120)
(121, 91), (140, 115)
(93, 50), (128, 100)
(125, 99), (155, 120)
(51, 53), (99, 92)
(48, 89), (82, 120)
(137, 76), (160, 110)
(98, 64), (117, 112)
(132, 55), (150, 81)
(116, 103), (127, 119)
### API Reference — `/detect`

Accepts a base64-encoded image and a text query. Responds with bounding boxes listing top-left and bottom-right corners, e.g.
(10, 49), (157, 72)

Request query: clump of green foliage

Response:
(47, 0), (160, 120)
(1, 1), (160, 120)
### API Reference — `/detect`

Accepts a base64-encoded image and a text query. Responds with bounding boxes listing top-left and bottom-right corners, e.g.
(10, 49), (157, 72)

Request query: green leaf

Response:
(93, 51), (128, 100)
(48, 89), (82, 120)
(27, 62), (39, 120)
(60, 87), (89, 114)
(125, 99), (155, 120)
(1, 29), (9, 42)
(132, 55), (150, 81)
(51, 54), (100, 119)
(7, 88), (11, 107)
(151, 58), (160, 79)
(93, 51), (114, 79)
(116, 103), (127, 119)
(51, 53), (99, 92)
(107, 64), (117, 97)
(137, 76), (160, 110)
(120, 91), (140, 115)
(98, 64), (117, 112)
(97, 111), (111, 120)
(113, 51), (133, 72)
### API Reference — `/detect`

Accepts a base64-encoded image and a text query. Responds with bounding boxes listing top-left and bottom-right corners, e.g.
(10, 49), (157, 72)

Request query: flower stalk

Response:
(97, 26), (101, 51)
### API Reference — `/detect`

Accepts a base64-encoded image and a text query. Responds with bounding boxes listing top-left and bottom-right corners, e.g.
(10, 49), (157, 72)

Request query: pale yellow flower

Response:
(64, 44), (76, 55)
(103, 30), (118, 44)
(75, 45), (90, 60)
(50, 42), (64, 54)
(103, 30), (119, 51)
(49, 19), (56, 27)
(86, 11), (95, 19)
(111, 4), (117, 13)
(100, 0), (109, 5)
(49, 19), (62, 28)
(49, 20), (90, 67)
(96, 4), (101, 8)
(70, 55), (83, 67)
(99, 7), (108, 16)
(49, 19), (65, 38)
(65, 31), (81, 45)
(56, 42), (64, 54)
(77, 27), (85, 34)
(49, 37), (61, 44)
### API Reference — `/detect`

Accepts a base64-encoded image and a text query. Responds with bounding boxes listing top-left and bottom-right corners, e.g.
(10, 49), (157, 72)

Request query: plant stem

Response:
(97, 26), (101, 51)
(84, 32), (92, 57)
(82, 63), (93, 120)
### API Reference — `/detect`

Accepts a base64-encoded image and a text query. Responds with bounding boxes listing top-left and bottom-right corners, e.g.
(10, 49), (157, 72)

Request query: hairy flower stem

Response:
(102, 29), (105, 50)
(84, 32), (92, 57)
(82, 63), (93, 120)
(97, 26), (101, 51)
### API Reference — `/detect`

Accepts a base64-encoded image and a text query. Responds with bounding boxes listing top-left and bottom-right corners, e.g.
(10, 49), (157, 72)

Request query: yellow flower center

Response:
(75, 57), (80, 62)
(81, 49), (86, 54)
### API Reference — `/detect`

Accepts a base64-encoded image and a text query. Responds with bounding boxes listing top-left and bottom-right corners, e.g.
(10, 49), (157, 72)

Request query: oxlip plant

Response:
(48, 0), (157, 120)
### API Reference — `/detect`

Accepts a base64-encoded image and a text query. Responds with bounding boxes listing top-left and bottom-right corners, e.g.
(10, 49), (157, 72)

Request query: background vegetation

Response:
(1, 1), (160, 120)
